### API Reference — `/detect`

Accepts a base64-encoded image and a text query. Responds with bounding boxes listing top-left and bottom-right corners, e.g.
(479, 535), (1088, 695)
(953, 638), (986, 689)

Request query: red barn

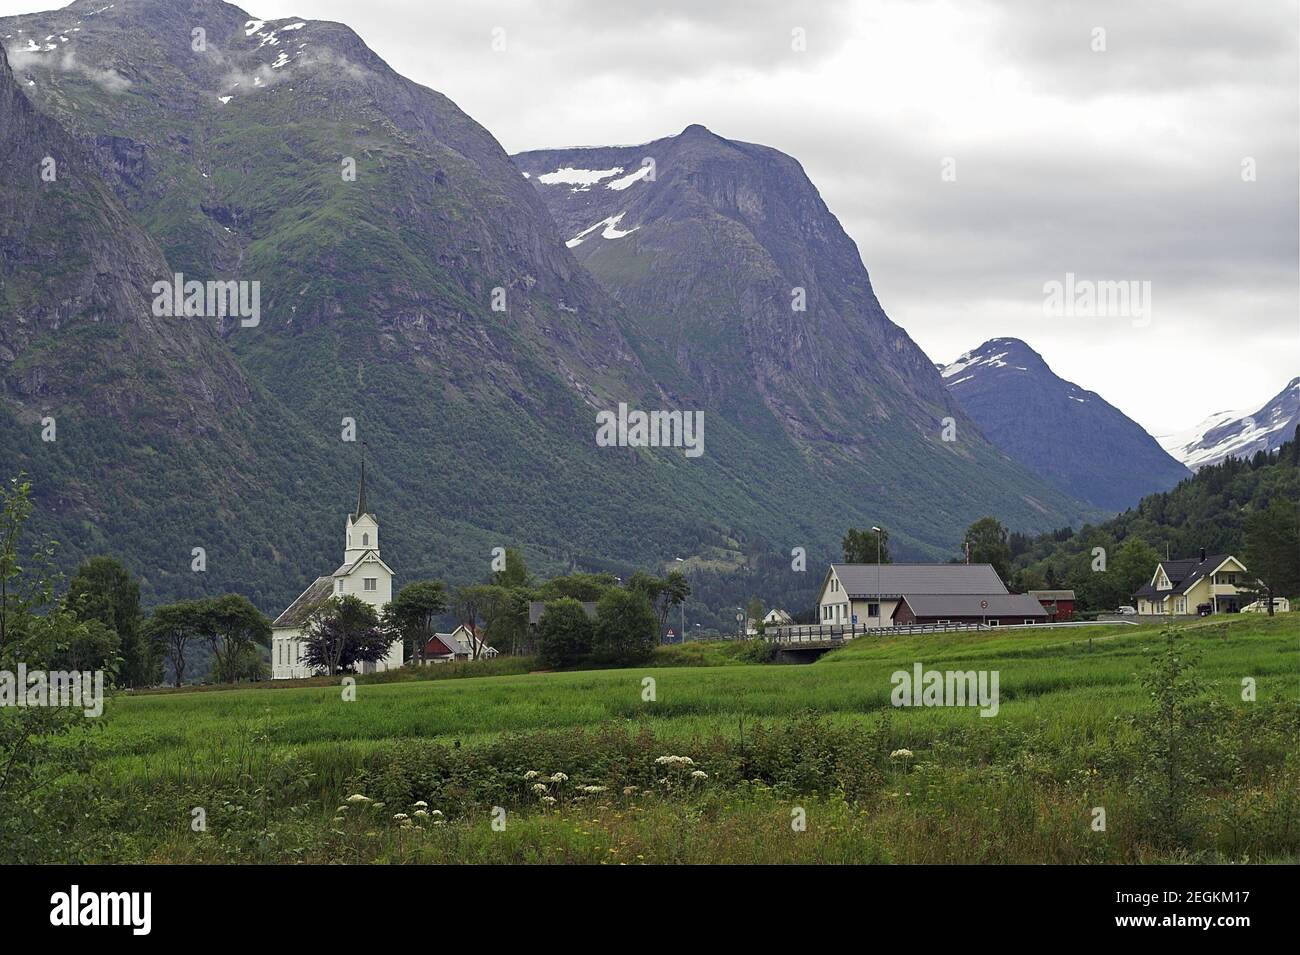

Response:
(1029, 590), (1075, 621)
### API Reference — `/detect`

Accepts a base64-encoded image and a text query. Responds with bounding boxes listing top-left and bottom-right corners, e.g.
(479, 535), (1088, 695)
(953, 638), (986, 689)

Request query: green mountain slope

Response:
(4, 0), (1096, 621)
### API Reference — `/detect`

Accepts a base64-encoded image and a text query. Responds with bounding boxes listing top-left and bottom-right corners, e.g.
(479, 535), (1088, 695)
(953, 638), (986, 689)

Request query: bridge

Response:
(764, 621), (984, 661)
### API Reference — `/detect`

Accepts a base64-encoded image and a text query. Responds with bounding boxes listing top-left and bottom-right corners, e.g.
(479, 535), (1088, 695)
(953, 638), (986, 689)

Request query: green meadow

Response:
(30, 614), (1300, 863)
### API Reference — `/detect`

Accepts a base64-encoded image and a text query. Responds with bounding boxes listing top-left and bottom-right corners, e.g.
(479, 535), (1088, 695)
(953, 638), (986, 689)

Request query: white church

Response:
(270, 461), (404, 680)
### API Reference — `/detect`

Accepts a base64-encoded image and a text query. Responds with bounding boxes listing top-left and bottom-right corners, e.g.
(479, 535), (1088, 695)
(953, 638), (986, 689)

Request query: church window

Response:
(337, 580), (343, 593)
(364, 578), (377, 591)
(363, 533), (370, 547)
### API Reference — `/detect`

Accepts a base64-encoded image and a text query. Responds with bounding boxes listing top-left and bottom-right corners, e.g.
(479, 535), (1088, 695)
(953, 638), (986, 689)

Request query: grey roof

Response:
(272, 576), (333, 629)
(1029, 590), (1076, 601)
(896, 593), (1047, 618)
(830, 563), (1009, 597)
(528, 600), (599, 625)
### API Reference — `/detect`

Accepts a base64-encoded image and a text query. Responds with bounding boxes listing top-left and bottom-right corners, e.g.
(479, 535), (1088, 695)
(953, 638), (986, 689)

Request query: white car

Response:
(1242, 597), (1290, 614)
(1115, 606), (1137, 616)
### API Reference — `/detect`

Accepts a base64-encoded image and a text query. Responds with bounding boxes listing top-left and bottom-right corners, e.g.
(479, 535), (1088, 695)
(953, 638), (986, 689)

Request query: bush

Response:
(591, 589), (657, 666)
(536, 598), (594, 669)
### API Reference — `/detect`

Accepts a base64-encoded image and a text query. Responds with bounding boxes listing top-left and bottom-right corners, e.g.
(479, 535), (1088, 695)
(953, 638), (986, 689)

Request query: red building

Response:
(1029, 590), (1075, 621)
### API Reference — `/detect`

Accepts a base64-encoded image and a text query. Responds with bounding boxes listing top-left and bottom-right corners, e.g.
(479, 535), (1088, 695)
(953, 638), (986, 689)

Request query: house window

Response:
(987, 619), (1000, 627)
(1023, 619), (1035, 625)
(337, 580), (343, 593)
(867, 602), (880, 618)
(364, 578), (377, 592)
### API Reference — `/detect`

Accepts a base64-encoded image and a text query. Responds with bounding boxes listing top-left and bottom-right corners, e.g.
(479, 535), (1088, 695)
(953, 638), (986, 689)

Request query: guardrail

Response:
(765, 621), (984, 644)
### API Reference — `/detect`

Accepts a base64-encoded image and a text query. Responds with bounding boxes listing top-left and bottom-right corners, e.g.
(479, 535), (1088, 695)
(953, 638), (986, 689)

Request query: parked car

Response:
(1197, 603), (1212, 616)
(1115, 606), (1137, 616)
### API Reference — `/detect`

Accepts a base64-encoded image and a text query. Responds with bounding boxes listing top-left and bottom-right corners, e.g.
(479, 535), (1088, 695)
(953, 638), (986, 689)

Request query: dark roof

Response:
(272, 577), (333, 629)
(829, 563), (1009, 597)
(1134, 554), (1238, 598)
(1029, 590), (1076, 601)
(895, 593), (1048, 618)
(528, 600), (599, 625)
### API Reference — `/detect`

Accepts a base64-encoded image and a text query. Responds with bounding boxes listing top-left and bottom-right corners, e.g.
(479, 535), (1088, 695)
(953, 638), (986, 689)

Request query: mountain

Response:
(0, 31), (353, 612)
(2, 0), (1093, 620)
(940, 338), (1190, 512)
(514, 128), (1096, 555)
(1157, 377), (1299, 471)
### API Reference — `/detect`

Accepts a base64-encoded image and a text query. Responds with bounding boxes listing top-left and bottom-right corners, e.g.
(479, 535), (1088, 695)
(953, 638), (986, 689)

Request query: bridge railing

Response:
(765, 621), (984, 644)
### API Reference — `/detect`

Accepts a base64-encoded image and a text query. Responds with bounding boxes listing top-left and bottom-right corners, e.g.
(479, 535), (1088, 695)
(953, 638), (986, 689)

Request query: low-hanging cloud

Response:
(6, 45), (131, 92)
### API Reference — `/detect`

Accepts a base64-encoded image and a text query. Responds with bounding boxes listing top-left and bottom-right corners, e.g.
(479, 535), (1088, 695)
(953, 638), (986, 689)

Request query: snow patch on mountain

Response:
(538, 166), (624, 191)
(566, 212), (639, 248)
(1158, 378), (1299, 470)
(606, 164), (652, 190)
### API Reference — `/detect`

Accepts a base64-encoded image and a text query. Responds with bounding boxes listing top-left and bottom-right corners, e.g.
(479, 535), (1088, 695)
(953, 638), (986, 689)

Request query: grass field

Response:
(23, 614), (1300, 863)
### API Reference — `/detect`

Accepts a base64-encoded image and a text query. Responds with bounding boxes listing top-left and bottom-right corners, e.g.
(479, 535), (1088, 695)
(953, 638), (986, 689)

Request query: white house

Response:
(814, 563), (1026, 628)
(270, 462), (403, 679)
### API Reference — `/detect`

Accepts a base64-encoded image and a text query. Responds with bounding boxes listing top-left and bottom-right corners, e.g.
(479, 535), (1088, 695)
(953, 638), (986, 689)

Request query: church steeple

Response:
(355, 444), (369, 519)
(345, 445), (378, 562)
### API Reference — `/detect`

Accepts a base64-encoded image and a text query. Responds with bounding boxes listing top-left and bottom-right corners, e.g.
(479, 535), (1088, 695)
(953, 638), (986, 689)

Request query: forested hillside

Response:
(1009, 438), (1299, 611)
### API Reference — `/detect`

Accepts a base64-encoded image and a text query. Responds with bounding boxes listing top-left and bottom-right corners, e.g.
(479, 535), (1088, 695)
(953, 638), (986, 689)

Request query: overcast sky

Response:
(6, 0), (1298, 433)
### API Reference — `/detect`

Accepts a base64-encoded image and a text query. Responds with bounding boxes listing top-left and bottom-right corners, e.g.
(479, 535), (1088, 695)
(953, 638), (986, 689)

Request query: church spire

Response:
(355, 443), (368, 519)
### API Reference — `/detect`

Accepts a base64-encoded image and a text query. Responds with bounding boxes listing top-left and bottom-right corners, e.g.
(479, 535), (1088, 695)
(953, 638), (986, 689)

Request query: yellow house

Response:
(1132, 550), (1250, 616)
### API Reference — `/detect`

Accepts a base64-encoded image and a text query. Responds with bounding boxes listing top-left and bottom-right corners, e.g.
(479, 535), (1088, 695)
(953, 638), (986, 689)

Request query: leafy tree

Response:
(492, 547), (532, 589)
(49, 618), (120, 675)
(1241, 499), (1300, 613)
(143, 600), (204, 685)
(536, 597), (594, 668)
(536, 572), (619, 603)
(963, 517), (1011, 583)
(628, 569), (691, 642)
(842, 526), (891, 564)
(64, 556), (152, 686)
(451, 584), (502, 659)
(485, 585), (531, 656)
(211, 641), (268, 682)
(1112, 536), (1161, 605)
(1, 477), (105, 861)
(300, 595), (391, 675)
(591, 588), (657, 665)
(383, 580), (448, 664)
(196, 594), (271, 683)
(1133, 628), (1213, 847)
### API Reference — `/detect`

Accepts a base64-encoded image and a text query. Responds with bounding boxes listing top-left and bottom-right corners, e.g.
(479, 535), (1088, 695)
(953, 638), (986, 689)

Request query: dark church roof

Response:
(272, 577), (333, 629)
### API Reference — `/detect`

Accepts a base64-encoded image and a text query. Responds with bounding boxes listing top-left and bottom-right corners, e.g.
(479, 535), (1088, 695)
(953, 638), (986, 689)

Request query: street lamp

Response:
(871, 526), (883, 627)
(674, 557), (686, 642)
